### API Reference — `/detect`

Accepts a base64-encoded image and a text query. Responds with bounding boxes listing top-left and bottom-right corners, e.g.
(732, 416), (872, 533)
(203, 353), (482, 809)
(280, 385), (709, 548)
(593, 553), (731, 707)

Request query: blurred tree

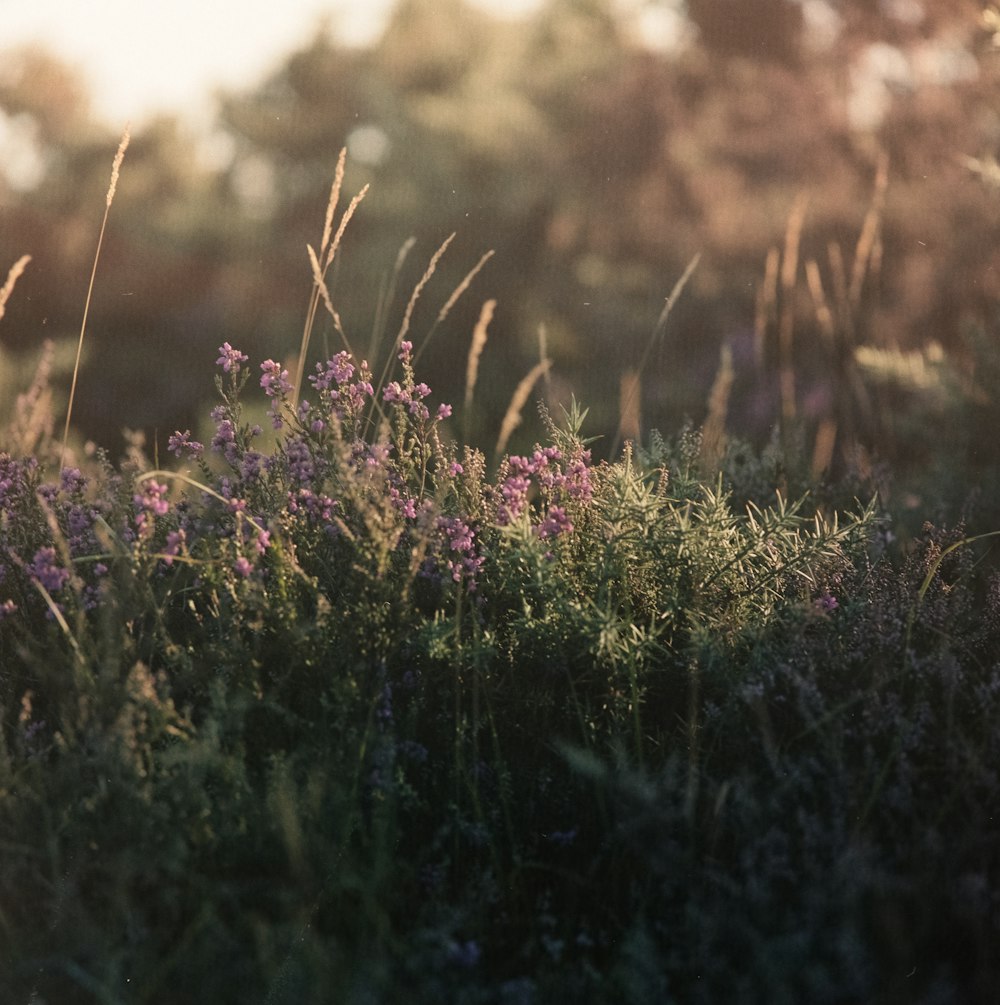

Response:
(685, 0), (804, 64)
(3, 0), (999, 471)
(0, 48), (242, 449)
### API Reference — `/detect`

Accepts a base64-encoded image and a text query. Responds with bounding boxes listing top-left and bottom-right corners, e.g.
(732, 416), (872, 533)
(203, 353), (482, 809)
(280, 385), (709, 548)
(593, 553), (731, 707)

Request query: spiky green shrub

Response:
(2, 183), (999, 1004)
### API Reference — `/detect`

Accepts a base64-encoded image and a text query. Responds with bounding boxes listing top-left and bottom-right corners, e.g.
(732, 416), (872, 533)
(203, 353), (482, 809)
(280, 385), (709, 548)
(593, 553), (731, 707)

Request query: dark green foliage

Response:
(1, 336), (998, 1004)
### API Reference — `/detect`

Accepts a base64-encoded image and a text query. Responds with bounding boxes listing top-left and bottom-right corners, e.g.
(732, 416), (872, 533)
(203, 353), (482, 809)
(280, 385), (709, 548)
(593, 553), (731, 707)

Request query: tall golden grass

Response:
(61, 125), (130, 469)
(0, 255), (31, 325)
(294, 148), (369, 410)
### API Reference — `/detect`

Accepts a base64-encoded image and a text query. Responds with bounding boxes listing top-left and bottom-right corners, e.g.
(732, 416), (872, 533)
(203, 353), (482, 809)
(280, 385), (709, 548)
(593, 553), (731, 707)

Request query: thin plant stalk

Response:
(611, 252), (700, 457)
(411, 248), (495, 370)
(463, 298), (495, 442)
(495, 358), (552, 457)
(0, 254), (31, 325)
(61, 126), (130, 469)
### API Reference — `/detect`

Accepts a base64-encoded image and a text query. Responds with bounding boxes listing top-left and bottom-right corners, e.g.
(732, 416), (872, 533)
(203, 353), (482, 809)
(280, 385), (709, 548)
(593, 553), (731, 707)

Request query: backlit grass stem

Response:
(61, 126), (130, 469)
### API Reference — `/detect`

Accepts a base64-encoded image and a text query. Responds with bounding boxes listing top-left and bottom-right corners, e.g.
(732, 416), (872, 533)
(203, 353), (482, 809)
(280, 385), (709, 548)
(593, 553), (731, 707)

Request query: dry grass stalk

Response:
(373, 234), (455, 396)
(292, 168), (369, 410)
(319, 148), (347, 260)
(805, 259), (836, 348)
(0, 254), (31, 324)
(370, 237), (418, 361)
(436, 250), (494, 327)
(811, 417), (838, 479)
(495, 358), (552, 457)
(307, 244), (350, 347)
(61, 125), (130, 469)
(106, 128), (130, 206)
(537, 323), (553, 394)
(610, 253), (700, 457)
(395, 233), (455, 351)
(324, 183), (369, 271)
(9, 339), (55, 456)
(650, 253), (701, 350)
(754, 245), (780, 368)
(411, 247), (495, 370)
(618, 368), (642, 446)
(700, 343), (734, 475)
(850, 152), (889, 308)
(778, 193), (809, 425)
(464, 299), (496, 413)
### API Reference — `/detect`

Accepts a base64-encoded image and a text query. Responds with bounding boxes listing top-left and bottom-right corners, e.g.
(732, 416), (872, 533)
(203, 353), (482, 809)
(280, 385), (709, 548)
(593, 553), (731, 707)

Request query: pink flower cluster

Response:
(309, 351), (374, 423)
(434, 515), (484, 591)
(496, 446), (593, 539)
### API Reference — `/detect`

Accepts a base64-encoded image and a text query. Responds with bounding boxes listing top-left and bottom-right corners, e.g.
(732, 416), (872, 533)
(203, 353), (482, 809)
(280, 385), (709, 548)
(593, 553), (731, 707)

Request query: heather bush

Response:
(1, 174), (999, 1004)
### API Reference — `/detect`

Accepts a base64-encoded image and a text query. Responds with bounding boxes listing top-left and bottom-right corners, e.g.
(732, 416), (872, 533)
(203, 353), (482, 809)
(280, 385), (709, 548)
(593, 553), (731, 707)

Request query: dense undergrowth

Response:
(2, 168), (1000, 1004)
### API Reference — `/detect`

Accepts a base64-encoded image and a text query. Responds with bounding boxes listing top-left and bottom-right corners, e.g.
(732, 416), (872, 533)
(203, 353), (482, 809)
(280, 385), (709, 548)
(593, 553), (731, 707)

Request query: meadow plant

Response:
(1, 154), (999, 1004)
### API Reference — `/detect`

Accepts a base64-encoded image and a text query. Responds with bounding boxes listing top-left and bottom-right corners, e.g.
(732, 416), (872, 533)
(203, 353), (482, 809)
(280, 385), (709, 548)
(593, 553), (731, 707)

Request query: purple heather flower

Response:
(67, 504), (93, 541)
(287, 488), (337, 524)
(260, 359), (292, 398)
(535, 506), (573, 540)
(240, 451), (264, 481)
(437, 403), (453, 420)
(398, 340), (413, 361)
(60, 467), (86, 495)
(383, 381), (405, 404)
(364, 442), (392, 469)
(163, 529), (186, 566)
(134, 480), (170, 517)
(216, 342), (248, 374)
(233, 556), (254, 579)
(211, 418), (236, 455)
(168, 430), (204, 458)
(310, 351), (356, 390)
(814, 591), (839, 613)
(285, 437), (317, 484)
(29, 547), (69, 594)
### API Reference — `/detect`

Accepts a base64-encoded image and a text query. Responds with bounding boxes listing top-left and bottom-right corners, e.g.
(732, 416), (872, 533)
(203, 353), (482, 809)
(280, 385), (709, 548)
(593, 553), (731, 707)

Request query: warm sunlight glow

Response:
(2, 0), (545, 128)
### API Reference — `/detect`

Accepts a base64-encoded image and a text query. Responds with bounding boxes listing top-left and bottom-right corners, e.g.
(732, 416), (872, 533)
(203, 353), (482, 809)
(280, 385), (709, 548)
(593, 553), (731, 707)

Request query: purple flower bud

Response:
(216, 342), (248, 374)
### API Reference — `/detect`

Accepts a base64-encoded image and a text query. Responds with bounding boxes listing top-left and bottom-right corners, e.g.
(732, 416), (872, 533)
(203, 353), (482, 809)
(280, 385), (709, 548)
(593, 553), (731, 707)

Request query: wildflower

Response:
(233, 556), (253, 578)
(67, 504), (94, 545)
(814, 591), (839, 613)
(310, 351), (355, 390)
(449, 461), (464, 477)
(284, 436), (317, 484)
(432, 516), (484, 590)
(216, 342), (248, 374)
(259, 359), (292, 397)
(398, 340), (413, 362)
(383, 381), (405, 404)
(29, 547), (69, 594)
(134, 480), (170, 517)
(240, 451), (264, 481)
(437, 403), (453, 420)
(163, 529), (186, 566)
(535, 505), (573, 540)
(168, 429), (204, 458)
(60, 467), (86, 495)
(210, 418), (237, 461)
